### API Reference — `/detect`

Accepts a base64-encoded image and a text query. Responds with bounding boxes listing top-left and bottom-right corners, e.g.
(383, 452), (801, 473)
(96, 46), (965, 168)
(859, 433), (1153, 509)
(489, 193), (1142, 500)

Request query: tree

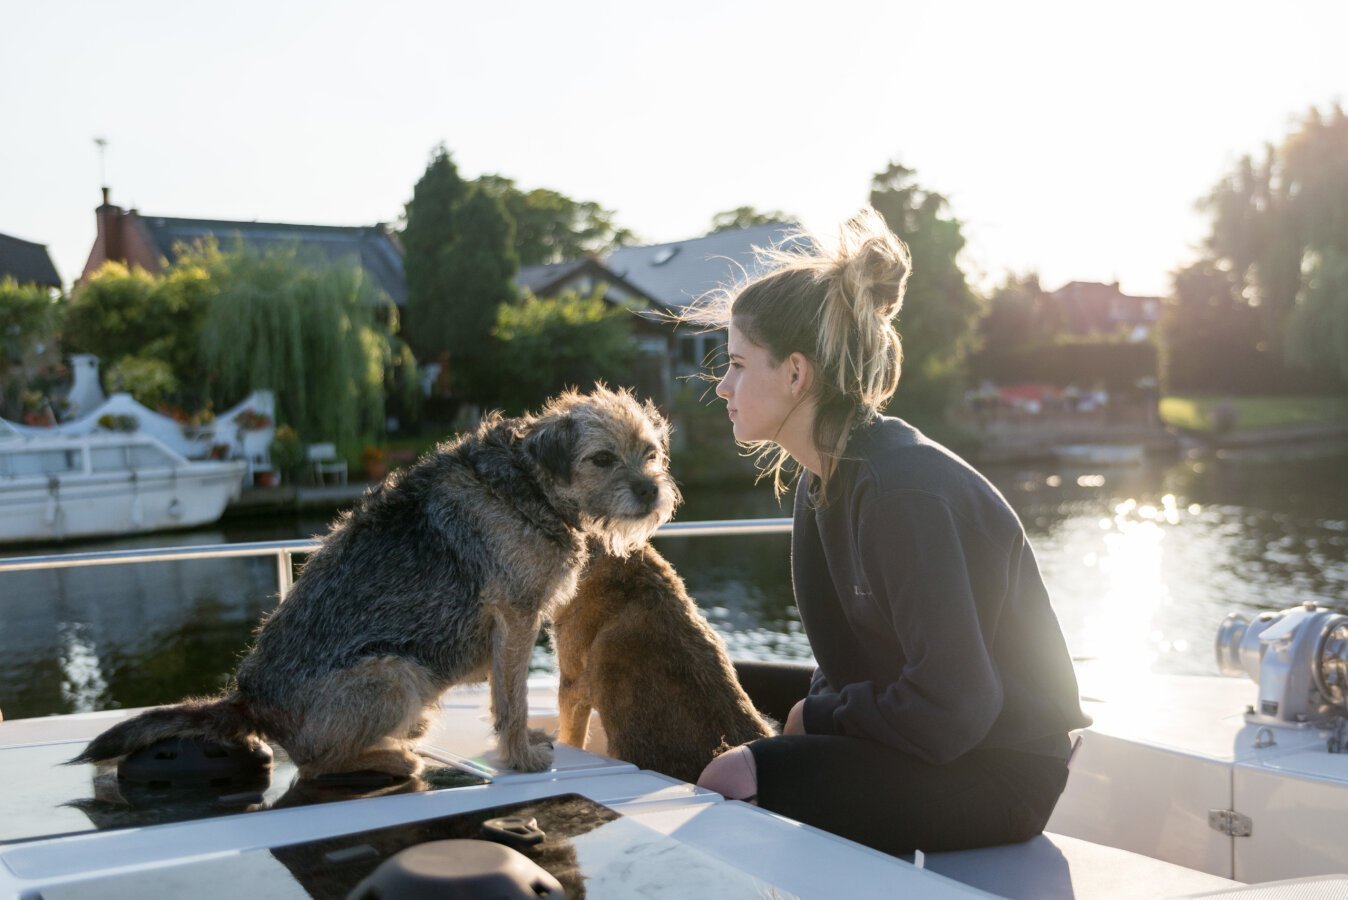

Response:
(979, 272), (1061, 349)
(476, 175), (634, 265)
(710, 206), (796, 233)
(439, 186), (519, 401)
(1160, 261), (1264, 394)
(401, 148), (523, 407)
(402, 145), (470, 362)
(489, 288), (635, 414)
(868, 161), (982, 416)
(1187, 105), (1348, 390)
(200, 247), (392, 448)
(63, 251), (216, 409)
(0, 276), (62, 419)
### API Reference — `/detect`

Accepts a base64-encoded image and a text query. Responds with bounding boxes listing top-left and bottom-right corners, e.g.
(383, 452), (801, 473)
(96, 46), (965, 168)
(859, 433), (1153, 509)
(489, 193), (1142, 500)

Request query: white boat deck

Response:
(0, 681), (984, 899)
(3, 678), (1345, 898)
(1053, 671), (1348, 886)
(3, 533), (1346, 898)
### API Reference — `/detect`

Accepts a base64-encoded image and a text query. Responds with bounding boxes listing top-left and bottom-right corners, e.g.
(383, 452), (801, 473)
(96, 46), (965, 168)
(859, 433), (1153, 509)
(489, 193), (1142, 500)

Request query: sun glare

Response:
(1075, 493), (1186, 702)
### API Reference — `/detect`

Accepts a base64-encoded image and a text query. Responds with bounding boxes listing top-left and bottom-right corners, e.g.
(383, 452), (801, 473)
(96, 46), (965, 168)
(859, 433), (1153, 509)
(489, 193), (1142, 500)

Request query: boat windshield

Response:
(91, 444), (177, 472)
(0, 448), (83, 478)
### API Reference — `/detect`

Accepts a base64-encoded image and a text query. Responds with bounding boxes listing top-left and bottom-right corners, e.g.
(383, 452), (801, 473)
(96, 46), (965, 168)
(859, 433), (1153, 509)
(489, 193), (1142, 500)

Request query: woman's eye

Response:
(591, 451), (618, 468)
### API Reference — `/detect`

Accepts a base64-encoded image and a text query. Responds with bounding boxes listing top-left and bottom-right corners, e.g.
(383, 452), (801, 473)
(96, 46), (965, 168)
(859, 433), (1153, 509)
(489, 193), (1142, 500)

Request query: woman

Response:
(695, 208), (1090, 855)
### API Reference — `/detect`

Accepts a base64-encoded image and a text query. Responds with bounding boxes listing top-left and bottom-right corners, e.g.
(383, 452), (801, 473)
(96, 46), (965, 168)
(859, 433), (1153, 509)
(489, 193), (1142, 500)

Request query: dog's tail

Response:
(67, 693), (263, 765)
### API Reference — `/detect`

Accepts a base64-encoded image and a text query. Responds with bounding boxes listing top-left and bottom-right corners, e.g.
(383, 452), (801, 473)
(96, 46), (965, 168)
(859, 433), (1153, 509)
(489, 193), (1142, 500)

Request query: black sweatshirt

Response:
(797, 416), (1091, 764)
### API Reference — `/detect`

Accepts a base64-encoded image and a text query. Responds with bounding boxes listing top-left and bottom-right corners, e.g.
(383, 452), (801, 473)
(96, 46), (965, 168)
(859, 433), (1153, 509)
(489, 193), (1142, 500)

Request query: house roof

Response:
(0, 231), (61, 288)
(515, 257), (668, 310)
(139, 216), (406, 306)
(604, 223), (801, 314)
(516, 258), (593, 295)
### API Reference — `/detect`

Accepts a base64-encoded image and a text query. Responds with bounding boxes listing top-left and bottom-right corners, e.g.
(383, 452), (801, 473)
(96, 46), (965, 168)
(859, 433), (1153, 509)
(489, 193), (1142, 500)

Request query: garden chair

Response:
(306, 443), (348, 486)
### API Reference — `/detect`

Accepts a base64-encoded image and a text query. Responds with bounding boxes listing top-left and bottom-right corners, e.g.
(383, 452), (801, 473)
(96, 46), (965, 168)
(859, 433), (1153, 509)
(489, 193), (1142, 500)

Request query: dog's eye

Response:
(644, 448), (659, 463)
(590, 451), (618, 468)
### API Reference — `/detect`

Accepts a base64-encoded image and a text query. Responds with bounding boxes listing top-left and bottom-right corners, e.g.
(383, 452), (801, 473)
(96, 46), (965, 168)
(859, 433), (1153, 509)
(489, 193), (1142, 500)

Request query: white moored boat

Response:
(0, 425), (247, 545)
(0, 525), (1345, 898)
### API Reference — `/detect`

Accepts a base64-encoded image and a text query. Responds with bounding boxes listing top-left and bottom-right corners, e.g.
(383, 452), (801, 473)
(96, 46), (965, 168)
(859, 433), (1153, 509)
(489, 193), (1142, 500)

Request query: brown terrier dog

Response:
(554, 542), (776, 783)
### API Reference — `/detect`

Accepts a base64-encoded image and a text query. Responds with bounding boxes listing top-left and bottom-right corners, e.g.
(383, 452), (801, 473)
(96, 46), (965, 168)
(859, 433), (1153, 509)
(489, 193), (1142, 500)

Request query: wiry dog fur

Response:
(71, 387), (679, 778)
(554, 543), (776, 783)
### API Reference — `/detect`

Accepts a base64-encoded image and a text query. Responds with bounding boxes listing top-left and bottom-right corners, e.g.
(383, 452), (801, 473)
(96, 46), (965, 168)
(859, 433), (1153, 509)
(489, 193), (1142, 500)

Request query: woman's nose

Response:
(715, 375), (731, 399)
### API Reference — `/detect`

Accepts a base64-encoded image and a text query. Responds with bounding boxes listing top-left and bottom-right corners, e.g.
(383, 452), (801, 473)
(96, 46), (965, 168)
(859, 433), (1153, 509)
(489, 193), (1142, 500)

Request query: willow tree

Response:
(200, 248), (390, 448)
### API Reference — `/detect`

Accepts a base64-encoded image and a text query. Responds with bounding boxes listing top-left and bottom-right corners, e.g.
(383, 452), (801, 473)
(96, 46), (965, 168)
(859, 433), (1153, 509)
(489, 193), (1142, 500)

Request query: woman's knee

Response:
(696, 745), (758, 803)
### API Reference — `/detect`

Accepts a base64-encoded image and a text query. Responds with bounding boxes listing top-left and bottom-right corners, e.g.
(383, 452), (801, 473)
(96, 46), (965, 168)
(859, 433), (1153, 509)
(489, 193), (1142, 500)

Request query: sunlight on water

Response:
(58, 622), (109, 711)
(1075, 494), (1180, 701)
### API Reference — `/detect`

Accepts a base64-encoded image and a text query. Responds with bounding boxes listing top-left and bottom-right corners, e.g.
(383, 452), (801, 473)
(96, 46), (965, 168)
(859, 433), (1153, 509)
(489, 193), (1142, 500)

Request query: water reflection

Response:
(1, 450), (1345, 720)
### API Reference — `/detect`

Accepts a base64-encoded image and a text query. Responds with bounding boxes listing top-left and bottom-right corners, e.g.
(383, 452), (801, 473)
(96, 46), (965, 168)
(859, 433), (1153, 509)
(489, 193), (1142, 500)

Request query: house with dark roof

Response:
(514, 256), (677, 406)
(0, 231), (62, 289)
(80, 189), (405, 306)
(1051, 281), (1163, 339)
(604, 222), (799, 375)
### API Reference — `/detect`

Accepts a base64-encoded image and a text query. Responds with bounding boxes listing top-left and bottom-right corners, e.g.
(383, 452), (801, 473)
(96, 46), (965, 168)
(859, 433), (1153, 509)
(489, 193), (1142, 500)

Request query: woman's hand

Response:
(784, 698), (807, 735)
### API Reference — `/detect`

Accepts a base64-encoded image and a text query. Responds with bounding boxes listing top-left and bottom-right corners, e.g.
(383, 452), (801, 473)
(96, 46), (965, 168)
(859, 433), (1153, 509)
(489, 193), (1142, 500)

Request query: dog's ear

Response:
(642, 399), (671, 451)
(524, 414), (578, 482)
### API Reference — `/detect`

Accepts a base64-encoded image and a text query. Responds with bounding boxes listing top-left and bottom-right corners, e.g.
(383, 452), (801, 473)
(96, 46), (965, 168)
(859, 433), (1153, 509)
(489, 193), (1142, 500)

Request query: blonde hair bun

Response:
(830, 206), (911, 324)
(815, 206), (911, 412)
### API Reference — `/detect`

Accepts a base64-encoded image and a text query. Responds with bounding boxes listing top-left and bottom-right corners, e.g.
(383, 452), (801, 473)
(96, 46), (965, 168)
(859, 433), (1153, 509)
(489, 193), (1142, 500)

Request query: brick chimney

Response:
(95, 186), (124, 263)
(79, 187), (128, 284)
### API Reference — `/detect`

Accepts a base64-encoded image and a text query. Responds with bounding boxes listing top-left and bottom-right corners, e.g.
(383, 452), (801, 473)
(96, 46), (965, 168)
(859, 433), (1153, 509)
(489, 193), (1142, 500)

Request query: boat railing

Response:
(0, 518), (793, 599)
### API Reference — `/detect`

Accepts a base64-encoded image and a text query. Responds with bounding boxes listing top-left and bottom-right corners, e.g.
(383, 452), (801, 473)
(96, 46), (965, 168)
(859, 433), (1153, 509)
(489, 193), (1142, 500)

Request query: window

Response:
(90, 447), (128, 472)
(129, 445), (174, 469)
(2, 449), (82, 478)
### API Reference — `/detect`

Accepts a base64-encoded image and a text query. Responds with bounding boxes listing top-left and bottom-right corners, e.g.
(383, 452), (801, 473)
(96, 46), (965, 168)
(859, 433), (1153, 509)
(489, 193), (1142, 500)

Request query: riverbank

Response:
(224, 419), (1348, 518)
(963, 421), (1179, 464)
(224, 481), (376, 519)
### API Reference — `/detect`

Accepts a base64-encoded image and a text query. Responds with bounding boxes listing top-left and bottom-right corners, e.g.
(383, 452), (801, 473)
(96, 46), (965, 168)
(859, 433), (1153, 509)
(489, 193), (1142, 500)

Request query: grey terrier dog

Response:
(72, 387), (679, 777)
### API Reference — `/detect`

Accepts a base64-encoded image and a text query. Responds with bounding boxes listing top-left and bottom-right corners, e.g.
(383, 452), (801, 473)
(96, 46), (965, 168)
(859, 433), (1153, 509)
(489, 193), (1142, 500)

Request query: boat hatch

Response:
(33, 793), (797, 899)
(0, 741), (485, 846)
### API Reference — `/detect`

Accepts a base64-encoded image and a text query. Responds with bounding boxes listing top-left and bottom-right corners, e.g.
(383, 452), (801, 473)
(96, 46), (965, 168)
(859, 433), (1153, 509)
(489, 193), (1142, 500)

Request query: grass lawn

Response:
(1159, 395), (1348, 433)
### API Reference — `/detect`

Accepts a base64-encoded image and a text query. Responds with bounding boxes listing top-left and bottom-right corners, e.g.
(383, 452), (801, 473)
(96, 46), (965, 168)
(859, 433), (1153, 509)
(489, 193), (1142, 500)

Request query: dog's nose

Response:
(630, 480), (658, 505)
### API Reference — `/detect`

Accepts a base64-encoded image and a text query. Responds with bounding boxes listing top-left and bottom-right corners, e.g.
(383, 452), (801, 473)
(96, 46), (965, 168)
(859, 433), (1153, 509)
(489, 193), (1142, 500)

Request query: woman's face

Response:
(715, 322), (798, 444)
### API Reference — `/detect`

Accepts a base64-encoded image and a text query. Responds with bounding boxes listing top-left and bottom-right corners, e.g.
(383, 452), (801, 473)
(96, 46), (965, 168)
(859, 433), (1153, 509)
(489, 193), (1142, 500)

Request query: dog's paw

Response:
(527, 727), (555, 745)
(507, 739), (554, 773)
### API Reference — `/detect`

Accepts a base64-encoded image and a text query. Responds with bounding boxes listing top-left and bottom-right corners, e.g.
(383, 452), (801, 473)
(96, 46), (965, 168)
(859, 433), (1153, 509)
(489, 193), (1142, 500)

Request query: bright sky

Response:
(3, 0), (1344, 298)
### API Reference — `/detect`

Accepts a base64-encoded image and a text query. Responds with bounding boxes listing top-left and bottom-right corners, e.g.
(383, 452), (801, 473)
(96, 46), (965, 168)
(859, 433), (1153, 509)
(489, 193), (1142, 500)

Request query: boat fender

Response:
(169, 469), (182, 519)
(130, 471), (143, 527)
(44, 476), (62, 528)
(346, 839), (562, 900)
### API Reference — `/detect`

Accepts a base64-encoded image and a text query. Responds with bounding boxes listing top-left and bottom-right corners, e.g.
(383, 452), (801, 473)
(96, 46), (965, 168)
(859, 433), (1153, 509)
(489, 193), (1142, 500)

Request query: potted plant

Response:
(361, 446), (388, 482)
(236, 409), (273, 430)
(96, 413), (139, 432)
(269, 425), (306, 485)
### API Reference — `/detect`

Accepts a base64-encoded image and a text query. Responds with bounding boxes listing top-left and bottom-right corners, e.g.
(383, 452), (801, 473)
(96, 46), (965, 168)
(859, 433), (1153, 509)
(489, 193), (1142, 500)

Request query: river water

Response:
(2, 445), (1346, 720)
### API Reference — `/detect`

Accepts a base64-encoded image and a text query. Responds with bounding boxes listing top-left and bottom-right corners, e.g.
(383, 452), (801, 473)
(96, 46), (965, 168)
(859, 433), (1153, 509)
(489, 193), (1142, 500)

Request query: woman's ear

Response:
(788, 352), (813, 397)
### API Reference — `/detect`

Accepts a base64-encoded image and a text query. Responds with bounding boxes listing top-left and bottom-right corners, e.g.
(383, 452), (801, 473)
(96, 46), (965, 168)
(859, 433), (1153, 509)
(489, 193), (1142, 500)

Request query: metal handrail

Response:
(0, 518), (793, 599)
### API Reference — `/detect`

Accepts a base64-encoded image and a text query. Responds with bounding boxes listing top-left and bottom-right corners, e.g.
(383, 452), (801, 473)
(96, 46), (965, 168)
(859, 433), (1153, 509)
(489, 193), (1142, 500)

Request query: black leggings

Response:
(732, 661), (1070, 857)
